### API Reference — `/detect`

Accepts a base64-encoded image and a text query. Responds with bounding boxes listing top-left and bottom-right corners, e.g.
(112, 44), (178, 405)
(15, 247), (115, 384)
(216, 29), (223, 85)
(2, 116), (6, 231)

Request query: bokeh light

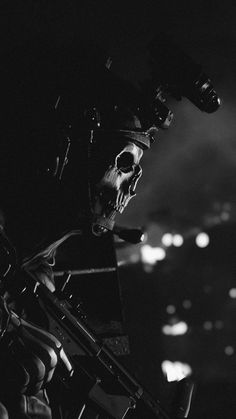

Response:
(161, 360), (192, 382)
(195, 232), (210, 248)
(162, 233), (173, 247)
(172, 234), (184, 247)
(229, 288), (236, 298)
(140, 245), (166, 264)
(162, 321), (188, 336)
(225, 346), (234, 356)
(166, 304), (176, 314)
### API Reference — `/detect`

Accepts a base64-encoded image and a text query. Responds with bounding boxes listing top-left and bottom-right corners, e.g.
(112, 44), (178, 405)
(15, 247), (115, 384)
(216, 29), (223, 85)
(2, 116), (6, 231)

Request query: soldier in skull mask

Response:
(0, 41), (154, 418)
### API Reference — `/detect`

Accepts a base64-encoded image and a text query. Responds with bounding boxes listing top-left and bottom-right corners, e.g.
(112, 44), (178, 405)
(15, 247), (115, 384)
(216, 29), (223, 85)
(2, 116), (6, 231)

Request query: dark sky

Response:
(1, 0), (236, 234)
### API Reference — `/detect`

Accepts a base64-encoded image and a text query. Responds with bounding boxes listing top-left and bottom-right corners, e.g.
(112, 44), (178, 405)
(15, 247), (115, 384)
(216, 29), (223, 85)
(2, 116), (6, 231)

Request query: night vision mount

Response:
(136, 33), (221, 137)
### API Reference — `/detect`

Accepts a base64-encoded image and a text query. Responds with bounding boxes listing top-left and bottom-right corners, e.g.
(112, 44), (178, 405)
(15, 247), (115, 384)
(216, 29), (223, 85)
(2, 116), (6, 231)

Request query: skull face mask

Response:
(90, 129), (151, 236)
(55, 100), (154, 239)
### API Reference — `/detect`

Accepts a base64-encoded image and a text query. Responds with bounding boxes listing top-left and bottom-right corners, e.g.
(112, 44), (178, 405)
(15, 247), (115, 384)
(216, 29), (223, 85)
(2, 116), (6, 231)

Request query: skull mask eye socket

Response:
(116, 152), (134, 173)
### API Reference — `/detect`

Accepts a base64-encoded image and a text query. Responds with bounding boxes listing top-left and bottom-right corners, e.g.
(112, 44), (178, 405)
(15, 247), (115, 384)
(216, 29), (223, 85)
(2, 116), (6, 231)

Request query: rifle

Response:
(24, 268), (170, 419)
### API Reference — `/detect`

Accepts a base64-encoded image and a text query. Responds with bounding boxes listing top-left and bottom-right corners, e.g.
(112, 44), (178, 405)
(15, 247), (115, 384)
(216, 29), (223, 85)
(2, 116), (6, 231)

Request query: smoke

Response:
(121, 90), (236, 231)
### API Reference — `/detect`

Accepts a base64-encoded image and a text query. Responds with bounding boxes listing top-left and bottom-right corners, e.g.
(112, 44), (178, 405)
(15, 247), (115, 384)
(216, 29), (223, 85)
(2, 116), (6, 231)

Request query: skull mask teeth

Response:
(92, 142), (143, 236)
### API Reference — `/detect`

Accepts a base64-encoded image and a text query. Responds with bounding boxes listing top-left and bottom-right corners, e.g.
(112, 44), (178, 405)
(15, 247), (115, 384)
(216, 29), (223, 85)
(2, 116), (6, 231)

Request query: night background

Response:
(1, 1), (236, 417)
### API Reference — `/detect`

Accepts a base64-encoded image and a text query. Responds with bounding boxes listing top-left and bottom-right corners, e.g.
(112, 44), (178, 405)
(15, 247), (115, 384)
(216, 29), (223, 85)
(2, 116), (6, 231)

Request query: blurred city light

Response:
(166, 304), (176, 314)
(140, 245), (166, 264)
(162, 233), (173, 247)
(172, 234), (184, 247)
(229, 288), (236, 298)
(161, 360), (192, 382)
(203, 321), (213, 331)
(183, 299), (192, 309)
(195, 232), (210, 248)
(215, 320), (224, 329)
(162, 321), (188, 336)
(220, 211), (230, 221)
(225, 346), (234, 356)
